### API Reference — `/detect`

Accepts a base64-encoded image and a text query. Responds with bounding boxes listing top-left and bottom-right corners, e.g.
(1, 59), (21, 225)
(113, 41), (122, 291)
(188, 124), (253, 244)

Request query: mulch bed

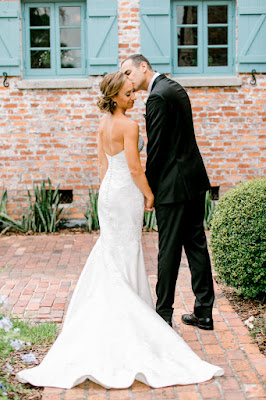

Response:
(216, 280), (266, 355)
(1, 344), (51, 399)
(2, 227), (90, 236)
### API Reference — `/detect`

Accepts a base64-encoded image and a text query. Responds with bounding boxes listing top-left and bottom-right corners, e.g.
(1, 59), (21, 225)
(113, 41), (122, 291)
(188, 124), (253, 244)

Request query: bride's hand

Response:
(144, 195), (155, 212)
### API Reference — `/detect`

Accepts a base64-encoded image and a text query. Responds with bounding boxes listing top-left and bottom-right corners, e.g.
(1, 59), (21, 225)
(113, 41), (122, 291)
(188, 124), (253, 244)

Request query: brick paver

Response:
(0, 232), (265, 400)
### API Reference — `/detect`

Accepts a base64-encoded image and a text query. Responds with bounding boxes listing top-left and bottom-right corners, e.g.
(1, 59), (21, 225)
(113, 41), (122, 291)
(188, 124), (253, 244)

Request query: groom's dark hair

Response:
(121, 54), (153, 71)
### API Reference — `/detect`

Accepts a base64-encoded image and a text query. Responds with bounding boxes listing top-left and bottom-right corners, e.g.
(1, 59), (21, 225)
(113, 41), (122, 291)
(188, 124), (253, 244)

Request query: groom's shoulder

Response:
(154, 75), (184, 94)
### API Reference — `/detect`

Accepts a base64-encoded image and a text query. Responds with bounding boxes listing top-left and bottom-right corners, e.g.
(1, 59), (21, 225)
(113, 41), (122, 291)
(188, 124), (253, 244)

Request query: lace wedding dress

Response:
(17, 138), (224, 389)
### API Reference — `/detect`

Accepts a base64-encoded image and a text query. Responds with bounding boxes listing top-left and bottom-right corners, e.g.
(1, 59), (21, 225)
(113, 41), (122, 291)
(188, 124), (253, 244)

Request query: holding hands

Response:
(144, 194), (155, 212)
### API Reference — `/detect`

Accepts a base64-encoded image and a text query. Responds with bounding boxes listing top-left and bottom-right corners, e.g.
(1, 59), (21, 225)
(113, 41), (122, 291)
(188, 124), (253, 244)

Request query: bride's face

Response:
(113, 79), (136, 111)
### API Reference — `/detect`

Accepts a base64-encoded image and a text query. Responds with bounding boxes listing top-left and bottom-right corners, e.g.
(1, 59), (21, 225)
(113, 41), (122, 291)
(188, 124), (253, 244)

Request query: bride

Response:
(17, 72), (224, 389)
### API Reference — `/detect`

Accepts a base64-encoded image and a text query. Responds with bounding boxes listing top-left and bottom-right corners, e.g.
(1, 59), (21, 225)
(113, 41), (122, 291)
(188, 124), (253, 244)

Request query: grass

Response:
(11, 318), (59, 346)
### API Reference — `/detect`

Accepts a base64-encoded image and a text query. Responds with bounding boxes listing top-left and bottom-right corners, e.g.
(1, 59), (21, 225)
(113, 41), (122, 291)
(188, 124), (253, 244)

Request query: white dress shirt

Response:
(147, 72), (160, 95)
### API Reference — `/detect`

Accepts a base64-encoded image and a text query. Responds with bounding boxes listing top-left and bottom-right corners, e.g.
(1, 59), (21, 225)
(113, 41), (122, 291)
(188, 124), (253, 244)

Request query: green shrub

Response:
(210, 178), (266, 298)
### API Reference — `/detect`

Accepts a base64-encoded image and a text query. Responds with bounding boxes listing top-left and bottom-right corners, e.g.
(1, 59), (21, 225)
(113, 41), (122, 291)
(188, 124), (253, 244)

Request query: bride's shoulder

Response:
(121, 117), (139, 132)
(99, 113), (108, 126)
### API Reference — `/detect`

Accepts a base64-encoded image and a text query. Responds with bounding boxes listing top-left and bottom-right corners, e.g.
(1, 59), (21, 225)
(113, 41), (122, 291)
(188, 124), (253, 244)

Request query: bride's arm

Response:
(98, 130), (108, 182)
(124, 121), (154, 210)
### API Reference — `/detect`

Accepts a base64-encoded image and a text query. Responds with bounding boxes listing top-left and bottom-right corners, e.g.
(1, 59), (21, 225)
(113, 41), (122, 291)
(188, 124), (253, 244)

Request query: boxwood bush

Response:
(210, 177), (266, 298)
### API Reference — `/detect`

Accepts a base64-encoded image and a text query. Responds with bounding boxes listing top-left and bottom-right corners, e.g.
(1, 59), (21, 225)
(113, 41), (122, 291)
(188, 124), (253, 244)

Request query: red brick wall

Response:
(187, 75), (266, 191)
(0, 0), (265, 220)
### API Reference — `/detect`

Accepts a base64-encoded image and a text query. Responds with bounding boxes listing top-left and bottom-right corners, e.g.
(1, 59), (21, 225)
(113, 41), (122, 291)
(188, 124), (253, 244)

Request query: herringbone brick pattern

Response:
(0, 232), (265, 399)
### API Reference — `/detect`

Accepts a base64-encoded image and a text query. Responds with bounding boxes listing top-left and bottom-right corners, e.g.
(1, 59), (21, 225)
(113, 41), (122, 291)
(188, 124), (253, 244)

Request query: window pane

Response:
(61, 49), (81, 68)
(208, 27), (227, 45)
(177, 6), (197, 25)
(59, 7), (81, 26)
(30, 29), (50, 48)
(60, 28), (81, 48)
(178, 48), (197, 67)
(208, 6), (227, 24)
(31, 50), (51, 68)
(178, 27), (197, 46)
(30, 7), (50, 26)
(208, 48), (228, 66)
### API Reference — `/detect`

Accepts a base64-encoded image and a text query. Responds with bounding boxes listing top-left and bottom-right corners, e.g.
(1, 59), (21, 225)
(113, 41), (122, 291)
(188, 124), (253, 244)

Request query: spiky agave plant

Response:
(0, 179), (71, 234)
(84, 187), (99, 232)
(31, 178), (71, 233)
(143, 209), (158, 231)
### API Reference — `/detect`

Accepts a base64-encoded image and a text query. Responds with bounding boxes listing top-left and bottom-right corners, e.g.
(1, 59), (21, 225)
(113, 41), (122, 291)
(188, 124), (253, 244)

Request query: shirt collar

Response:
(148, 72), (160, 94)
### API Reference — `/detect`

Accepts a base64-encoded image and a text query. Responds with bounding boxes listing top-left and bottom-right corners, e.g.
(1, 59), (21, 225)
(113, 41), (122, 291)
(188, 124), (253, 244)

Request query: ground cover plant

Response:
(0, 295), (58, 399)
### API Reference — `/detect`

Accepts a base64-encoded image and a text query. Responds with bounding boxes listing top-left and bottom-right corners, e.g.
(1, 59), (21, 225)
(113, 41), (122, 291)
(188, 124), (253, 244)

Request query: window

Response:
(139, 0), (265, 79)
(23, 2), (86, 78)
(172, 0), (235, 75)
(0, 0), (119, 79)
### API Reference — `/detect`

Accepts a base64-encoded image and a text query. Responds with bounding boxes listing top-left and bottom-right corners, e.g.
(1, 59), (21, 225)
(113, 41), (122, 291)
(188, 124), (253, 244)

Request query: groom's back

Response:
(147, 75), (210, 202)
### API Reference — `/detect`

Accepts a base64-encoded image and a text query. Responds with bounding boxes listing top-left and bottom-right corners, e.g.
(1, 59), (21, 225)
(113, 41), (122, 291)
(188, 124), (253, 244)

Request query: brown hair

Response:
(121, 54), (153, 71)
(97, 71), (128, 114)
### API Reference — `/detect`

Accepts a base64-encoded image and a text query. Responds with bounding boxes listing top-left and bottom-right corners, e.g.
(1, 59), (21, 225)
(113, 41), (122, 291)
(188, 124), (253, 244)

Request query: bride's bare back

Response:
(99, 113), (126, 157)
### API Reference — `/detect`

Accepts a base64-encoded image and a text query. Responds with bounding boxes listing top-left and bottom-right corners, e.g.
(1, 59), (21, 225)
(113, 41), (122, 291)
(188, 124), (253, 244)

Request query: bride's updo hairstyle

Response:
(97, 71), (128, 114)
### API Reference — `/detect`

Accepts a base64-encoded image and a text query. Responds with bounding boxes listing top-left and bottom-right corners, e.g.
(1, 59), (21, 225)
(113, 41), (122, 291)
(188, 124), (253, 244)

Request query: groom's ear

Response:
(140, 62), (148, 73)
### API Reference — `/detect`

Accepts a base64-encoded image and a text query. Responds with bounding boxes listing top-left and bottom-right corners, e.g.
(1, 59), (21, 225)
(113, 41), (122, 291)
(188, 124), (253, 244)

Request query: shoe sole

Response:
(181, 318), (213, 331)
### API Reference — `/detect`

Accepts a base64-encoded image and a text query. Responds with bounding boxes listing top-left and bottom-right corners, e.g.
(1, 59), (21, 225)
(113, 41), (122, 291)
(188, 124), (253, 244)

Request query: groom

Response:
(121, 54), (214, 330)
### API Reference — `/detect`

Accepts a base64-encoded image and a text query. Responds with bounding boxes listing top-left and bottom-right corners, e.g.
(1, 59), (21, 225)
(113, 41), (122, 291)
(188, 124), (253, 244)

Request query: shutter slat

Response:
(0, 59), (20, 66)
(89, 58), (118, 65)
(239, 7), (266, 15)
(239, 55), (266, 63)
(0, 1), (21, 76)
(0, 10), (19, 18)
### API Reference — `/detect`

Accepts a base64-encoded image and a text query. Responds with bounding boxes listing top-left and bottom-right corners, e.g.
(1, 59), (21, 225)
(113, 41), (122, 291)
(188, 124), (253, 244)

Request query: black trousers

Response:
(155, 192), (214, 321)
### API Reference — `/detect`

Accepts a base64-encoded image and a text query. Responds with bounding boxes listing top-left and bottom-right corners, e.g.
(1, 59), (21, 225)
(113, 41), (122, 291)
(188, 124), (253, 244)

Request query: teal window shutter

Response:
(0, 1), (21, 76)
(238, 0), (266, 73)
(140, 0), (171, 73)
(87, 0), (118, 75)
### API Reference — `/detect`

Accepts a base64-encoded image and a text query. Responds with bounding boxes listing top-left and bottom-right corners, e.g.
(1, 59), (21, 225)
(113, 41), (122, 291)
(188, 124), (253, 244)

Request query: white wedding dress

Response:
(17, 141), (224, 389)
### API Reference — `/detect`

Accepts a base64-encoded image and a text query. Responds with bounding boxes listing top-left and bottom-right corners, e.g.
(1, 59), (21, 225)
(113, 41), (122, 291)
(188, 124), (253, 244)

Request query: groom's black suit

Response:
(145, 74), (214, 321)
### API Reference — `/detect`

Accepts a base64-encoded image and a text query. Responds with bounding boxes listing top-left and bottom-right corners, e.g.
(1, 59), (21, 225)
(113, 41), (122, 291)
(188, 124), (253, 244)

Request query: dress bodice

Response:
(104, 135), (144, 185)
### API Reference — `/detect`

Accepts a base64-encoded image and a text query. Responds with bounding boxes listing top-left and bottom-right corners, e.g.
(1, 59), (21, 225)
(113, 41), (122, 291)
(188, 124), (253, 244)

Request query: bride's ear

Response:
(112, 96), (118, 107)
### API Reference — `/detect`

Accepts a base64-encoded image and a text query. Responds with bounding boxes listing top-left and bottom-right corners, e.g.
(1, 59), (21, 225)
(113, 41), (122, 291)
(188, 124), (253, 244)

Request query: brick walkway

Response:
(0, 232), (265, 400)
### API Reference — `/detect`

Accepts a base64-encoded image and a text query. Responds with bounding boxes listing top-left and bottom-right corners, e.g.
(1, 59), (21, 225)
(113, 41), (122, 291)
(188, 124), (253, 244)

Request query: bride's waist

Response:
(101, 170), (138, 190)
(106, 167), (131, 179)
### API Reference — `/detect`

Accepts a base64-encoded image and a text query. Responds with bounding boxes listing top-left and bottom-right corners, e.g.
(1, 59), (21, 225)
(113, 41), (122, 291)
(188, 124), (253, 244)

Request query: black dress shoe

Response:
(181, 313), (213, 330)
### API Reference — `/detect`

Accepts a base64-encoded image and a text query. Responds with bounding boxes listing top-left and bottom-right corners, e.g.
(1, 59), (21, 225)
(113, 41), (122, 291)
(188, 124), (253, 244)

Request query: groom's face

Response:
(121, 60), (146, 92)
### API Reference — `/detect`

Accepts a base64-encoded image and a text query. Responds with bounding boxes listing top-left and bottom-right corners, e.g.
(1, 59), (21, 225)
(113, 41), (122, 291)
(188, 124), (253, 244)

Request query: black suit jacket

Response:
(145, 74), (210, 203)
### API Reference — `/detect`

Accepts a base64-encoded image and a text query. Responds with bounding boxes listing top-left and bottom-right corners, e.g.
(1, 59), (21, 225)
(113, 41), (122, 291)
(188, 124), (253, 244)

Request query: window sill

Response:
(170, 76), (242, 87)
(16, 78), (93, 90)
